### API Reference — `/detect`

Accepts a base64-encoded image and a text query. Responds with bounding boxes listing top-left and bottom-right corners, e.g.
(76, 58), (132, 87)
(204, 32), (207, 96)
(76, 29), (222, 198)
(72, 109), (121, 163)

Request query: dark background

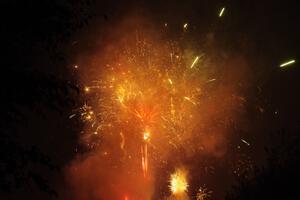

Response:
(1, 0), (300, 199)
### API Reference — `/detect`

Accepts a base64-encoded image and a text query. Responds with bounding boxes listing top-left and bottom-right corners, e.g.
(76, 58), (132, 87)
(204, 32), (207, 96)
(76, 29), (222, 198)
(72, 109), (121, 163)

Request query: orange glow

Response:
(67, 16), (251, 200)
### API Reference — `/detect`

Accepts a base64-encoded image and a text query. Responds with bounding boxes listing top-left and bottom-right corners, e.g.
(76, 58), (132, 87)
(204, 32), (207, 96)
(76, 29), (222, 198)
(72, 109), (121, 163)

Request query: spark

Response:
(279, 59), (296, 68)
(184, 96), (191, 101)
(207, 78), (216, 83)
(69, 114), (76, 119)
(74, 65), (78, 69)
(85, 115), (92, 120)
(241, 139), (250, 146)
(183, 23), (188, 29)
(84, 86), (90, 92)
(169, 168), (188, 195)
(196, 186), (212, 200)
(190, 56), (200, 68)
(120, 132), (125, 150)
(219, 7), (225, 17)
(168, 78), (173, 85)
(184, 96), (196, 105)
(143, 131), (150, 141)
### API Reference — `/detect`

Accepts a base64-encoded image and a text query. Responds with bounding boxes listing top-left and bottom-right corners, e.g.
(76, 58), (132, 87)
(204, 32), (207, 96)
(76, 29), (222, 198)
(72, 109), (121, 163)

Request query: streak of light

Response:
(207, 78), (216, 82)
(219, 7), (225, 17)
(184, 96), (191, 101)
(141, 144), (148, 177)
(184, 96), (196, 105)
(168, 78), (173, 85)
(120, 132), (125, 150)
(69, 114), (76, 119)
(190, 56), (200, 68)
(280, 59), (296, 68)
(241, 139), (250, 146)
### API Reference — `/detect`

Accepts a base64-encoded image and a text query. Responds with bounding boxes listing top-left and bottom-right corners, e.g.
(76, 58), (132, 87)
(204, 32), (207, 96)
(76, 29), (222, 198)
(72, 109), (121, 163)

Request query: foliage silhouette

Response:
(226, 130), (300, 200)
(0, 0), (94, 198)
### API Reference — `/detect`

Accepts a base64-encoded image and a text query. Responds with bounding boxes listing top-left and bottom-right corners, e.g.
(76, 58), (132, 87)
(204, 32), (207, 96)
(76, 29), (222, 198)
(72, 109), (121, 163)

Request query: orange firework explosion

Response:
(68, 18), (250, 200)
(79, 36), (204, 168)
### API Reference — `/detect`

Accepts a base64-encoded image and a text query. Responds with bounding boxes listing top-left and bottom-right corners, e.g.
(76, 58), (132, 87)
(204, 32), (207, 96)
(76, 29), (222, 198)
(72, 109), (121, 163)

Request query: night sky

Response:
(1, 1), (300, 200)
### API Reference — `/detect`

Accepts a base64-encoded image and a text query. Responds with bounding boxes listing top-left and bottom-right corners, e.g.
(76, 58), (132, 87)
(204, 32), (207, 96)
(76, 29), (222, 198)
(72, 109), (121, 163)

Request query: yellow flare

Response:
(84, 86), (90, 92)
(219, 7), (225, 17)
(280, 59), (295, 68)
(169, 168), (188, 195)
(120, 132), (125, 150)
(183, 23), (188, 29)
(168, 78), (173, 85)
(184, 96), (191, 101)
(190, 56), (200, 68)
(184, 96), (196, 105)
(143, 131), (150, 141)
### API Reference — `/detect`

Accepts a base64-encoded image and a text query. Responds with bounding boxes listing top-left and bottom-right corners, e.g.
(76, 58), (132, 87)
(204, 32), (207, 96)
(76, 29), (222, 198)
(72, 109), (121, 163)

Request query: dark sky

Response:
(1, 0), (300, 200)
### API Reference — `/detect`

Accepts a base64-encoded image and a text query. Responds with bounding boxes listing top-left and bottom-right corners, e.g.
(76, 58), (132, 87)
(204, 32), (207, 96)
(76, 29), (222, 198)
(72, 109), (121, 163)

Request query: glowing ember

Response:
(143, 130), (150, 141)
(84, 86), (90, 92)
(183, 23), (188, 29)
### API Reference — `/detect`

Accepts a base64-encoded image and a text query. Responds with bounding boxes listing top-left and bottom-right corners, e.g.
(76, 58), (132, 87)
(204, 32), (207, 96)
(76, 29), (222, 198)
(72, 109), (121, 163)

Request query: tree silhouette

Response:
(226, 130), (300, 200)
(0, 0), (94, 198)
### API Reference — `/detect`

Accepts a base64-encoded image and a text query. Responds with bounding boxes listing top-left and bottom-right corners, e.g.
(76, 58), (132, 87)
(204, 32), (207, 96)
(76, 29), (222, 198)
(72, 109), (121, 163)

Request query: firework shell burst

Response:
(67, 18), (251, 200)
(82, 39), (205, 155)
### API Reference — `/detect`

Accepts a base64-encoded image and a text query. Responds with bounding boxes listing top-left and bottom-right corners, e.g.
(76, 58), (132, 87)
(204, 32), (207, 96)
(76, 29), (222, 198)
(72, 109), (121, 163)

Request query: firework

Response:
(78, 35), (205, 174)
(72, 21), (248, 199)
(196, 186), (212, 200)
(169, 168), (188, 195)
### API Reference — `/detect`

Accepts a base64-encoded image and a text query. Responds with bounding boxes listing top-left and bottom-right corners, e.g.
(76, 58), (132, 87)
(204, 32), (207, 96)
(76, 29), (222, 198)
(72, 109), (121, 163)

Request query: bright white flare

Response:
(280, 60), (295, 68)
